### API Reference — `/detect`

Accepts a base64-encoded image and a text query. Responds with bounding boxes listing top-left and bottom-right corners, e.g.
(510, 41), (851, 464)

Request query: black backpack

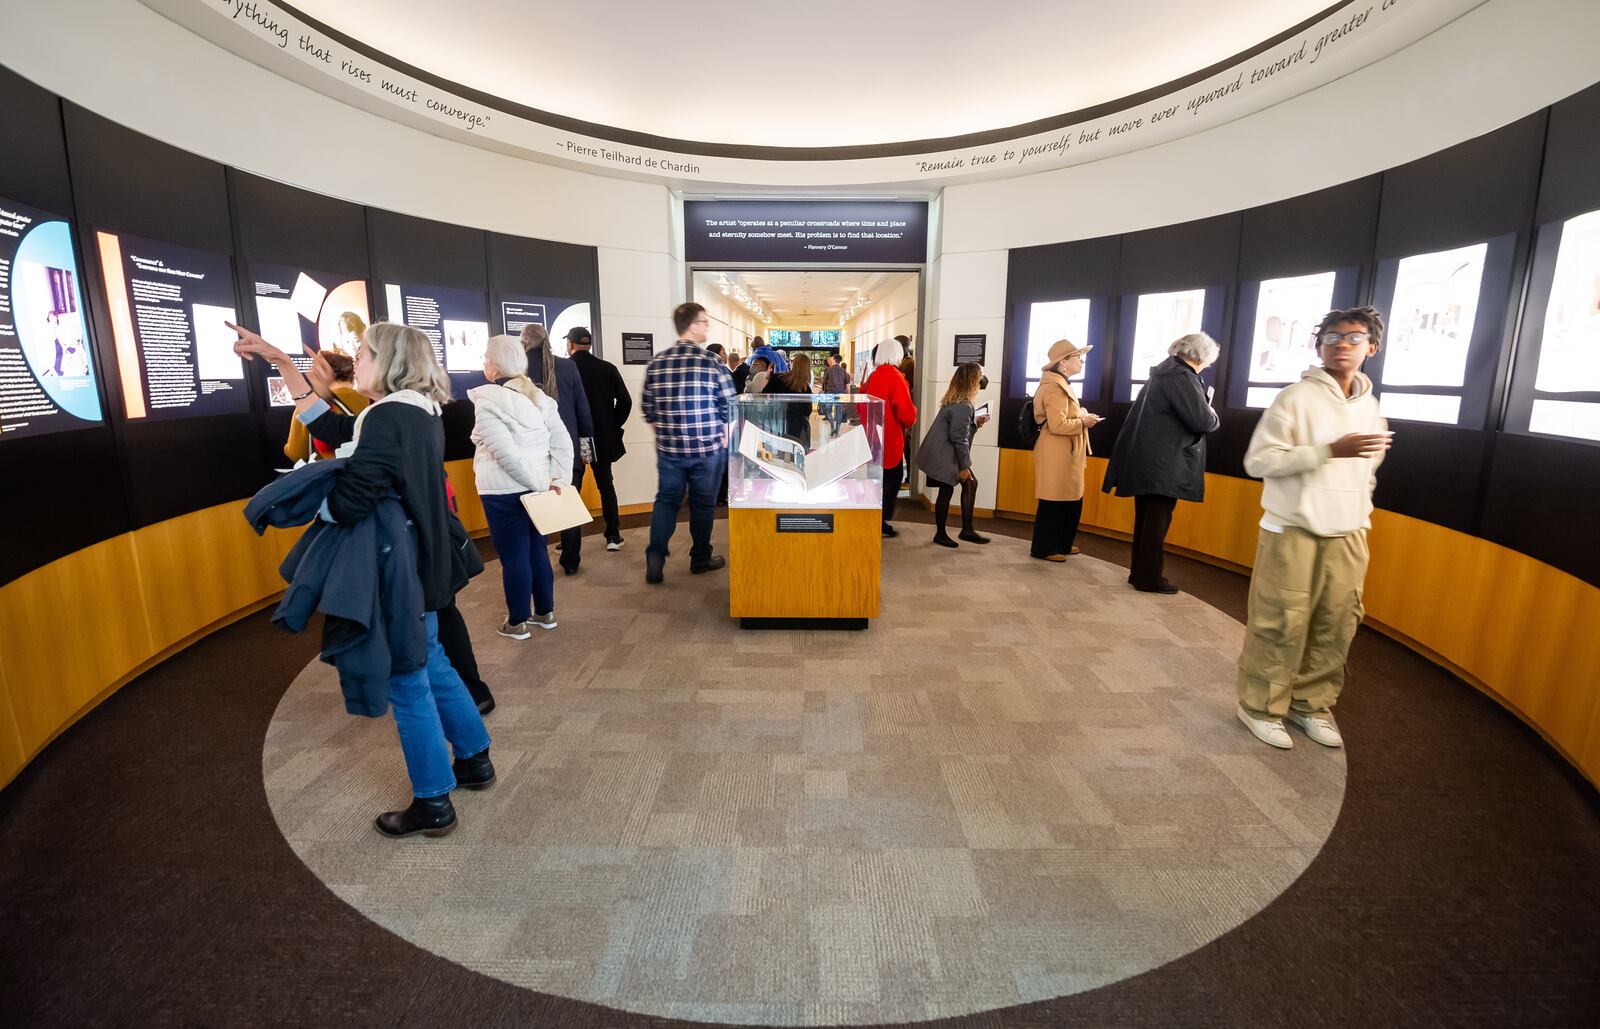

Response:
(1016, 394), (1043, 449)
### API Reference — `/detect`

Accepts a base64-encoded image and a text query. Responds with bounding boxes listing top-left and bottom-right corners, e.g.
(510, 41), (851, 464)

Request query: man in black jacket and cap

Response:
(566, 327), (633, 550)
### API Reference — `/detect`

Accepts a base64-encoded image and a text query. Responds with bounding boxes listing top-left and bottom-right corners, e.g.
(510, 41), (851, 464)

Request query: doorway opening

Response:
(689, 269), (920, 392)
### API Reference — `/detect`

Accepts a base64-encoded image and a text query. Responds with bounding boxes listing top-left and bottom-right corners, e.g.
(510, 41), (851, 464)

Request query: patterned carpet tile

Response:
(263, 525), (1345, 1025)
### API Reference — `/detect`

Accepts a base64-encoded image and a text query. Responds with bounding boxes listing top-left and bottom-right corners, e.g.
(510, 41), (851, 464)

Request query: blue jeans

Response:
(481, 492), (555, 624)
(389, 612), (491, 798)
(648, 449), (723, 564)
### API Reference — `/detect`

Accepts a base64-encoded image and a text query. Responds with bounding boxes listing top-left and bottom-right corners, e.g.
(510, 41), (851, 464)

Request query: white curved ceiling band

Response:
(141, 0), (1487, 189)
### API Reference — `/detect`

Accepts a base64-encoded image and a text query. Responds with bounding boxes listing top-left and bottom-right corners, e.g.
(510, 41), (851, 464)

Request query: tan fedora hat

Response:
(1044, 339), (1093, 368)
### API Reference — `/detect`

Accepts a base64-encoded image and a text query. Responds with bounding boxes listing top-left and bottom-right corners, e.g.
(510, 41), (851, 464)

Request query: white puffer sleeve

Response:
(473, 396), (543, 492)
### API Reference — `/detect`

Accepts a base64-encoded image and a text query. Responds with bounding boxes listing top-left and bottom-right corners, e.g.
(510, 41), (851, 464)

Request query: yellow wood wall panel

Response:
(131, 501), (283, 654)
(445, 459), (488, 535)
(579, 471), (602, 515)
(995, 448), (1038, 516)
(1584, 682), (1600, 785)
(729, 508), (880, 619)
(0, 659), (26, 791)
(0, 535), (155, 761)
(1079, 459), (1136, 534)
(1164, 474), (1263, 568)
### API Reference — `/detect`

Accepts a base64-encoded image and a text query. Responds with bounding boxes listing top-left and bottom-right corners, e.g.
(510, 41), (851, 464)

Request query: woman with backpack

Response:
(1030, 339), (1101, 561)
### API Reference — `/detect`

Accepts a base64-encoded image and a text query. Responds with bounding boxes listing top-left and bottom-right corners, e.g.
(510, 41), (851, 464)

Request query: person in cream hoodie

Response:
(470, 334), (574, 641)
(1236, 307), (1393, 750)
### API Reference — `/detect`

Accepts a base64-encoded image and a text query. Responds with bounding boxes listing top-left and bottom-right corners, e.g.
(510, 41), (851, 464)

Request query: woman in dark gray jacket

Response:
(916, 363), (990, 547)
(1102, 332), (1221, 593)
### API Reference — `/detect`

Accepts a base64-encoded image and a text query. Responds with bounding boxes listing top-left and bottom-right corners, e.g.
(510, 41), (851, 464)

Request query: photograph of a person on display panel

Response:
(1382, 243), (1486, 388)
(18, 265), (90, 381)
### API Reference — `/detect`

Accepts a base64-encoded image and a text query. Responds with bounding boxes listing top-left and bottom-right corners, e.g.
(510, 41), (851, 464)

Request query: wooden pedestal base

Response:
(728, 507), (881, 625)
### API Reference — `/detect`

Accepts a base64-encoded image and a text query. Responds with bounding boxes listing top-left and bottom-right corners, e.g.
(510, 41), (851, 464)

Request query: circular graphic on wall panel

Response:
(13, 219), (101, 422)
(316, 279), (371, 356)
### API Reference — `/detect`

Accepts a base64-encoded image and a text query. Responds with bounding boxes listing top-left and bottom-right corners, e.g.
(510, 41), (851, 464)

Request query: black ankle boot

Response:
(453, 749), (496, 790)
(375, 794), (457, 838)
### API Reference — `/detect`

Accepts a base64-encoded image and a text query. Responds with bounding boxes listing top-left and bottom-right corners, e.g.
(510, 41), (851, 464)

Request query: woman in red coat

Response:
(864, 338), (917, 537)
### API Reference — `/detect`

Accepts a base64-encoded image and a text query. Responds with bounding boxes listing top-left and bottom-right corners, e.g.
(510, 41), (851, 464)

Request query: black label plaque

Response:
(953, 334), (987, 366)
(622, 332), (654, 365)
(776, 514), (835, 534)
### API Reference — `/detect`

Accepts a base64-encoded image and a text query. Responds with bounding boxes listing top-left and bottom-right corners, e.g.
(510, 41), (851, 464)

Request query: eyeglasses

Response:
(1319, 331), (1371, 346)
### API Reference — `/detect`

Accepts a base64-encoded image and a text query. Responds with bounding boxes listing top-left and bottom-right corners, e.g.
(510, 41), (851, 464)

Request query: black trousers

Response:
(573, 459), (620, 540)
(882, 460), (905, 526)
(1031, 499), (1083, 557)
(1130, 494), (1178, 588)
(435, 600), (491, 709)
(558, 458), (587, 571)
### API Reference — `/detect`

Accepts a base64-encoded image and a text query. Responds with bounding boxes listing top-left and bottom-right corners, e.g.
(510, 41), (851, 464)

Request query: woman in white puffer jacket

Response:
(469, 334), (574, 640)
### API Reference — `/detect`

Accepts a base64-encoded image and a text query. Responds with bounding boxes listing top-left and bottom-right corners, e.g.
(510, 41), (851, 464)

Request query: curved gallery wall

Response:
(976, 86), (1600, 787)
(1, 0), (1598, 789)
(0, 64), (619, 788)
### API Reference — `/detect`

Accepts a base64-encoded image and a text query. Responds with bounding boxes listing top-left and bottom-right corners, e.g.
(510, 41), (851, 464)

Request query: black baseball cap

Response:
(566, 326), (593, 345)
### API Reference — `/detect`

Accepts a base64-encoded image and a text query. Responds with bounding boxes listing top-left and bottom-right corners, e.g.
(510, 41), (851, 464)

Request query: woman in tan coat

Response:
(1031, 339), (1102, 561)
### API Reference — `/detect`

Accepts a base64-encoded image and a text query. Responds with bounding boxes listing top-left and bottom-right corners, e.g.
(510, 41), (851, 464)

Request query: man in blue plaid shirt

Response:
(641, 302), (736, 583)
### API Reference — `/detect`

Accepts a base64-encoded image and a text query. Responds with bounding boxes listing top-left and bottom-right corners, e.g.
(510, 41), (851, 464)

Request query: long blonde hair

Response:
(362, 322), (451, 404)
(519, 324), (559, 400)
(940, 362), (982, 407)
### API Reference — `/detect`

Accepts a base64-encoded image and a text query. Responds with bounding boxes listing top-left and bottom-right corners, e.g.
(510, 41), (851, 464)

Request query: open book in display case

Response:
(727, 394), (884, 628)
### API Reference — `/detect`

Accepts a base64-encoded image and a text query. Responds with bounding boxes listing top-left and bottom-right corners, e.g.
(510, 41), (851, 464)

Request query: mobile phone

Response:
(974, 403), (991, 420)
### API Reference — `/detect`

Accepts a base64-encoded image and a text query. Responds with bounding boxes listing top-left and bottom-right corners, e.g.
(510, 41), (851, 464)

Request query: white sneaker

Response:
(1237, 706), (1293, 749)
(605, 537), (624, 551)
(497, 620), (532, 640)
(1287, 709), (1343, 748)
(531, 611), (558, 630)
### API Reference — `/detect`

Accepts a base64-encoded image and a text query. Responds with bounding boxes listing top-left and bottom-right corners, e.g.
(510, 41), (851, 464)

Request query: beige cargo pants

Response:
(1236, 525), (1369, 717)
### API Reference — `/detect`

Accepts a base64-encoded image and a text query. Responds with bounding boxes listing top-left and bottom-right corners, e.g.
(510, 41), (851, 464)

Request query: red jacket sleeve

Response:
(892, 375), (917, 430)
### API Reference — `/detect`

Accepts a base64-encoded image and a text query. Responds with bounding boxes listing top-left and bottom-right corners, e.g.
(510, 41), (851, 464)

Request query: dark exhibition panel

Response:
(63, 103), (266, 532)
(1217, 177), (1380, 474)
(1000, 87), (1600, 588)
(227, 168), (374, 483)
(368, 210), (490, 460)
(1001, 233), (1120, 451)
(1111, 214), (1238, 404)
(367, 208), (488, 294)
(1484, 85), (1600, 587)
(0, 79), (601, 588)
(0, 70), (127, 584)
(487, 232), (600, 324)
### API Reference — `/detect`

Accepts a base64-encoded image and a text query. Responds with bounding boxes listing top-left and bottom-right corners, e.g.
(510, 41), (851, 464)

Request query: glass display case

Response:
(729, 394), (884, 509)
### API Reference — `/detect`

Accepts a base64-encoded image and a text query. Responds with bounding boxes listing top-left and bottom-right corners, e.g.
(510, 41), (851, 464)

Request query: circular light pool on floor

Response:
(263, 525), (1345, 1025)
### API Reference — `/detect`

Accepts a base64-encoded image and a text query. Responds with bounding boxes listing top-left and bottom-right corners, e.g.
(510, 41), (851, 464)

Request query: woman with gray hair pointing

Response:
(1102, 332), (1221, 594)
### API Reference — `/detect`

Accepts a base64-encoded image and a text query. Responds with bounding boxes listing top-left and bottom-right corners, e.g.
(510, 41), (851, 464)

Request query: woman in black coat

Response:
(1102, 332), (1221, 593)
(233, 321), (493, 840)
